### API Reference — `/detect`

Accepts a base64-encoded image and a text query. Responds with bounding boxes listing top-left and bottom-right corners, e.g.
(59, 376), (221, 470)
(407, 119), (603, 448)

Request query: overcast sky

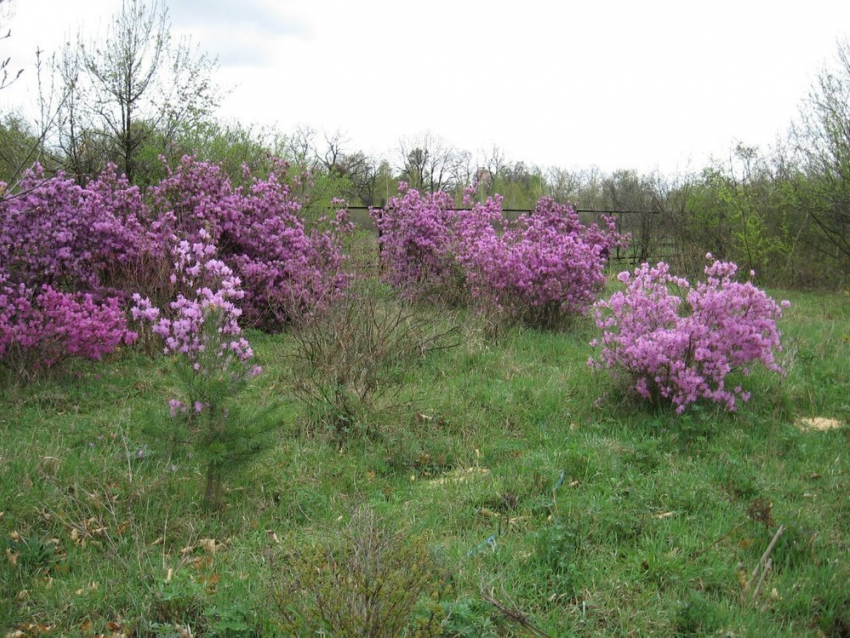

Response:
(3, 0), (849, 175)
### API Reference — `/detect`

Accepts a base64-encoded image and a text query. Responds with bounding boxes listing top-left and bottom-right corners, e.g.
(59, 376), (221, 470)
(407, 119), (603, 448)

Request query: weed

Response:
(288, 280), (459, 436)
(273, 507), (452, 637)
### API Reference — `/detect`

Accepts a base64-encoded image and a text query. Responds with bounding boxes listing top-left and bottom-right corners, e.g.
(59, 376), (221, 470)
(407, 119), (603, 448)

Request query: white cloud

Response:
(4, 0), (850, 174)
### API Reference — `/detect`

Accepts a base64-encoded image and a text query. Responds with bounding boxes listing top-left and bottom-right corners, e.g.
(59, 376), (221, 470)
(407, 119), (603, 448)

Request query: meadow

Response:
(1, 266), (847, 637)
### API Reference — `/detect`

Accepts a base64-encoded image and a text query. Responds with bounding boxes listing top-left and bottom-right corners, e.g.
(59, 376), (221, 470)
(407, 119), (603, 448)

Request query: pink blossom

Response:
(590, 258), (789, 413)
(373, 188), (627, 327)
(169, 399), (186, 417)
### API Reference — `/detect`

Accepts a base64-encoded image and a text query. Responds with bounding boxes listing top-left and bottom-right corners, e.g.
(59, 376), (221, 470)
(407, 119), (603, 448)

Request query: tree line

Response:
(1, 0), (847, 287)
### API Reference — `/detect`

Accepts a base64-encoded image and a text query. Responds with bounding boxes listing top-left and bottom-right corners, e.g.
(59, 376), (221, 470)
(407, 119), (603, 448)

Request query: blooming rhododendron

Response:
(0, 165), (147, 294)
(590, 258), (789, 412)
(132, 231), (252, 365)
(150, 156), (352, 330)
(455, 196), (625, 327)
(0, 274), (136, 373)
(0, 156), (353, 377)
(374, 185), (625, 326)
(371, 183), (462, 300)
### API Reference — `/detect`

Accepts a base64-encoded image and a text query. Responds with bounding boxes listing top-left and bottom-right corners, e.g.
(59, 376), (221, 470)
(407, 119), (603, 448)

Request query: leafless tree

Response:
(396, 132), (466, 193)
(69, 0), (219, 182)
(284, 124), (318, 167)
(545, 166), (583, 203)
(0, 0), (22, 91)
(478, 144), (508, 194)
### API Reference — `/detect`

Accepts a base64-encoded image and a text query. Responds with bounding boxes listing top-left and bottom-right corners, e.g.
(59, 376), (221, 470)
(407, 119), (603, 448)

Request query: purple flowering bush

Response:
(225, 175), (352, 330)
(0, 165), (147, 293)
(456, 196), (625, 328)
(0, 165), (144, 376)
(150, 156), (353, 330)
(374, 185), (625, 327)
(0, 275), (136, 376)
(0, 155), (353, 376)
(590, 257), (790, 413)
(131, 229), (253, 364)
(371, 183), (464, 302)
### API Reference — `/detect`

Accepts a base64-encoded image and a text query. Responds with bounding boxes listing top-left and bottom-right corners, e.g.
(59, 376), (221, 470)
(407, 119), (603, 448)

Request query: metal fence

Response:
(343, 205), (676, 265)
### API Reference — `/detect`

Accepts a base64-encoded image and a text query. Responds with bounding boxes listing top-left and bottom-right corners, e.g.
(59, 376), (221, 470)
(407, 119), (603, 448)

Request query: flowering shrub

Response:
(590, 257), (790, 413)
(0, 166), (144, 376)
(0, 165), (147, 293)
(150, 156), (352, 330)
(0, 156), (350, 382)
(131, 230), (252, 364)
(0, 274), (136, 376)
(226, 175), (352, 330)
(456, 196), (625, 328)
(374, 185), (625, 326)
(371, 183), (463, 302)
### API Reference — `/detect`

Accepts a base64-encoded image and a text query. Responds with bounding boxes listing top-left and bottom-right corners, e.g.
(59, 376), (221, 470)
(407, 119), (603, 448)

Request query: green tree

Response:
(59, 0), (219, 183)
(0, 114), (42, 184)
(791, 38), (850, 275)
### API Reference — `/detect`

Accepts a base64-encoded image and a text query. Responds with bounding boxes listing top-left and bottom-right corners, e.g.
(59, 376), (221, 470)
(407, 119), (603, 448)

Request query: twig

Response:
(480, 587), (553, 638)
(746, 524), (785, 597)
(751, 558), (773, 601)
(119, 420), (133, 485)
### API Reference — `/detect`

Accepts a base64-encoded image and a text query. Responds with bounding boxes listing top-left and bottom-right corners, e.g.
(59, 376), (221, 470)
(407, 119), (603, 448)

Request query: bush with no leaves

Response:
(288, 281), (459, 435)
(274, 507), (452, 637)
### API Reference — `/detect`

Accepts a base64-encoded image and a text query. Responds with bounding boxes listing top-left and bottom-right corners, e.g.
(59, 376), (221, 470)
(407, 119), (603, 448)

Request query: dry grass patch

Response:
(796, 417), (844, 431)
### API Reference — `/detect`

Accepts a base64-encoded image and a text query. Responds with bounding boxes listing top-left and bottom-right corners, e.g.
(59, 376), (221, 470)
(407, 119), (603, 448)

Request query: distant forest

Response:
(2, 0), (848, 287)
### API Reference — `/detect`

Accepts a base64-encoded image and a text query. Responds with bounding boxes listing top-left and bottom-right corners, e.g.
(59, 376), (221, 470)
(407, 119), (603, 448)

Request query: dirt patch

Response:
(796, 417), (844, 432)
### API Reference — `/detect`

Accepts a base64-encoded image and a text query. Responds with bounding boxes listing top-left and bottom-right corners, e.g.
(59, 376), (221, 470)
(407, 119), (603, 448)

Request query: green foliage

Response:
(438, 598), (500, 637)
(683, 150), (793, 282)
(5, 533), (63, 576)
(203, 602), (257, 638)
(529, 517), (587, 601)
(0, 114), (46, 185)
(149, 569), (206, 627)
(791, 39), (850, 278)
(674, 591), (725, 636)
(147, 313), (282, 510)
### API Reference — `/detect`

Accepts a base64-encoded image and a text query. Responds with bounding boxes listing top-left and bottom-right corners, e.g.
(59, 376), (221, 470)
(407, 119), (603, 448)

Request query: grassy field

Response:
(1, 282), (848, 637)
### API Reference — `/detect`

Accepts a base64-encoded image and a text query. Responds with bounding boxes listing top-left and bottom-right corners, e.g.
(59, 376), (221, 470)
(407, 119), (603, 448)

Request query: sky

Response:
(3, 0), (850, 176)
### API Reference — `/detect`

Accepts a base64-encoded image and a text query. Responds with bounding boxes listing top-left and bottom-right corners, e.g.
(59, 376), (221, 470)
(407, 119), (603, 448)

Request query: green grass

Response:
(1, 287), (848, 636)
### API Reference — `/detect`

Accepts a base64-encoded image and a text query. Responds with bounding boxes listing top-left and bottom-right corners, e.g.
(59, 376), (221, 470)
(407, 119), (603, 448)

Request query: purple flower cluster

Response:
(0, 156), (352, 373)
(0, 165), (147, 293)
(131, 229), (252, 366)
(456, 196), (625, 326)
(0, 165), (144, 373)
(149, 156), (352, 330)
(590, 256), (790, 413)
(0, 275), (136, 373)
(371, 183), (462, 300)
(373, 185), (624, 326)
